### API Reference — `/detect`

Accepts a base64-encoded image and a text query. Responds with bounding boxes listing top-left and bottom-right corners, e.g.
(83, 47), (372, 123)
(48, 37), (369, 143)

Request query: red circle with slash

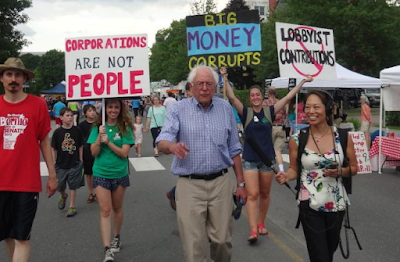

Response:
(285, 26), (324, 78)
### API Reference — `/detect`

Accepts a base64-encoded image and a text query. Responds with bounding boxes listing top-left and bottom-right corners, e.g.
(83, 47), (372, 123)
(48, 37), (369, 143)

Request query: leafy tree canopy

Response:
(35, 49), (65, 92)
(221, 0), (250, 13)
(0, 0), (32, 63)
(191, 0), (217, 15)
(150, 19), (189, 84)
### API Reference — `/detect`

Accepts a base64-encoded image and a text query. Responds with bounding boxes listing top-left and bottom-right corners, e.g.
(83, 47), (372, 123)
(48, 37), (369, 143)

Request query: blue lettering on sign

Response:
(187, 24), (261, 56)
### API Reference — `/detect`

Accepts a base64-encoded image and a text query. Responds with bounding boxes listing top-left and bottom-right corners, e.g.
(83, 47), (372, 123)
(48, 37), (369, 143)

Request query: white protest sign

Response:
(276, 22), (337, 80)
(65, 34), (150, 100)
(349, 131), (372, 174)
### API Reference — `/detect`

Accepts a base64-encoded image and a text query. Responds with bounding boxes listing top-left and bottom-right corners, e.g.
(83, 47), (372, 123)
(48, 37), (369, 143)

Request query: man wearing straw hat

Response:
(0, 57), (58, 262)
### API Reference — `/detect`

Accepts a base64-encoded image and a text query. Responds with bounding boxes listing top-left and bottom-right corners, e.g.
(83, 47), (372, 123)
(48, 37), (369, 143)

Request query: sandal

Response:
(87, 193), (96, 203)
(257, 223), (269, 235)
(248, 231), (258, 244)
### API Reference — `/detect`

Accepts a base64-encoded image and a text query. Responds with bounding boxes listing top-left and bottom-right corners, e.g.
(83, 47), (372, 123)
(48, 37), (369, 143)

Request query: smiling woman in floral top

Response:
(276, 90), (358, 262)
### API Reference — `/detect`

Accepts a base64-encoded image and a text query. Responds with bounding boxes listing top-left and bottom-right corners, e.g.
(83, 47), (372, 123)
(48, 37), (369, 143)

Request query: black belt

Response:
(180, 169), (228, 181)
(273, 124), (284, 127)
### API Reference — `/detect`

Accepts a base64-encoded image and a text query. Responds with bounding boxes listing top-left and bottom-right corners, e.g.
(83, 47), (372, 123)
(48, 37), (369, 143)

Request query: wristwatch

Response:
(238, 182), (246, 187)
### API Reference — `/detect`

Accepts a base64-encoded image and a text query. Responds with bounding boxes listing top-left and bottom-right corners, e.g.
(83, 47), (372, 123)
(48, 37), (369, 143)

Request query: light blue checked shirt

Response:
(156, 96), (242, 176)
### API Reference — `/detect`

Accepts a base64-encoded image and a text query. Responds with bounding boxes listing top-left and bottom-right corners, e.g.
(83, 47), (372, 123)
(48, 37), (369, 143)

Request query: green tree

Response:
(254, 0), (400, 81)
(0, 0), (32, 63)
(35, 49), (65, 92)
(19, 53), (41, 94)
(191, 0), (217, 15)
(20, 53), (40, 71)
(221, 0), (250, 13)
(150, 19), (189, 84)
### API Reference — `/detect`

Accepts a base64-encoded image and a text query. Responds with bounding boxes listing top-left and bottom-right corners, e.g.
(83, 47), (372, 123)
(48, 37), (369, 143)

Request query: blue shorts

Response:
(242, 160), (272, 172)
(93, 175), (130, 191)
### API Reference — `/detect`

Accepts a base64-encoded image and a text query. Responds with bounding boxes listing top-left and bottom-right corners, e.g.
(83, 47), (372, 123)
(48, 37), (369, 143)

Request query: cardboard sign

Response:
(65, 34), (150, 100)
(186, 10), (261, 69)
(276, 22), (337, 80)
(349, 131), (372, 174)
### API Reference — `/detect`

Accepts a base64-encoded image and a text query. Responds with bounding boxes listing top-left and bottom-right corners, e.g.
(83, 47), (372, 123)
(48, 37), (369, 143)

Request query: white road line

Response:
(40, 157), (166, 176)
(41, 155), (285, 177)
(282, 154), (290, 163)
(129, 157), (165, 172)
(40, 162), (49, 177)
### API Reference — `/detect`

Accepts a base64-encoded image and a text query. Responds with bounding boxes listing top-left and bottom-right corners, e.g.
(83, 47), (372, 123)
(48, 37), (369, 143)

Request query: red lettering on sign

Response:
(106, 73), (118, 95)
(130, 70), (143, 94)
(80, 74), (92, 97)
(93, 74), (105, 95)
(117, 73), (128, 94)
(67, 75), (80, 97)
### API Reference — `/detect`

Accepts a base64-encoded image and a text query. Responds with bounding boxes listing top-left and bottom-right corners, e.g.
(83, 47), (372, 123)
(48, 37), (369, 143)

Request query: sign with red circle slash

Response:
(276, 22), (337, 80)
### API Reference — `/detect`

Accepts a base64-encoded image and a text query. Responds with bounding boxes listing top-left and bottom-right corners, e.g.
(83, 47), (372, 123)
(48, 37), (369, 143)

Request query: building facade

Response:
(245, 0), (278, 21)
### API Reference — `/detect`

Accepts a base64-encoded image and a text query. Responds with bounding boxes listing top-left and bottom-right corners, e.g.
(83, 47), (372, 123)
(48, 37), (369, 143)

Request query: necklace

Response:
(311, 126), (330, 143)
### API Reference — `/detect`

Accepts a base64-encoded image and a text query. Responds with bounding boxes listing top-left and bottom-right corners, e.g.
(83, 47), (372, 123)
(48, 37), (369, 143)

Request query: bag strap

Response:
(262, 106), (273, 125)
(244, 106), (273, 131)
(295, 127), (309, 229)
(152, 107), (159, 127)
(337, 128), (352, 194)
(244, 107), (253, 131)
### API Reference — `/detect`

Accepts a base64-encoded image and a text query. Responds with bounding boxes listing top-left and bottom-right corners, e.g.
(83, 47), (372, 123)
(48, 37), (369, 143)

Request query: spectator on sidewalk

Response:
(338, 113), (355, 131)
(53, 97), (66, 128)
(360, 95), (372, 149)
(163, 92), (177, 111)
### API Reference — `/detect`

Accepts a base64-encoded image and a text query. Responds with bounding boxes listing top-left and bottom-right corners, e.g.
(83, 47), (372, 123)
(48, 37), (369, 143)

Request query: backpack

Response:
(243, 106), (273, 131)
(241, 107), (273, 145)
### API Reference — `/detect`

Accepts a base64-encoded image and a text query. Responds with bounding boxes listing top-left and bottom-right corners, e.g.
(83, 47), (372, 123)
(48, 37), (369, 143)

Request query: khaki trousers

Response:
(271, 126), (286, 151)
(176, 173), (234, 262)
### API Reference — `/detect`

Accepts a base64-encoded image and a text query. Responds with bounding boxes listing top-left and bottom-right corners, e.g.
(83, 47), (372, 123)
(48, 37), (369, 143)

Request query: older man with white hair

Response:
(157, 65), (247, 262)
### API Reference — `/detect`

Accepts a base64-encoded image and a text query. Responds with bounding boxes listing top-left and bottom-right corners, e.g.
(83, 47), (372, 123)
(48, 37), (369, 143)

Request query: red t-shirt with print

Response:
(0, 94), (51, 192)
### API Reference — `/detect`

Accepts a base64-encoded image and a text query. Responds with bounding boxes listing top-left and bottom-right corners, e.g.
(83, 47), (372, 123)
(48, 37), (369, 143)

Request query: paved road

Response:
(2, 122), (400, 262)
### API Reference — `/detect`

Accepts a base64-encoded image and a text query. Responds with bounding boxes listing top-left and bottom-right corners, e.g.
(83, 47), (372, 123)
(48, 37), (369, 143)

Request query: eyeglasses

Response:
(192, 82), (216, 88)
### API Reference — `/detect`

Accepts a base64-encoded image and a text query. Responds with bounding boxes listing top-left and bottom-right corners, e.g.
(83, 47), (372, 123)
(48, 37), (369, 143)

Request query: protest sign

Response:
(276, 22), (336, 80)
(186, 10), (261, 69)
(349, 131), (372, 174)
(65, 34), (150, 100)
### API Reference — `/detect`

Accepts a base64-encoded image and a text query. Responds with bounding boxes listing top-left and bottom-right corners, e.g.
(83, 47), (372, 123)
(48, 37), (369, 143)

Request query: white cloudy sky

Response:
(19, 0), (230, 53)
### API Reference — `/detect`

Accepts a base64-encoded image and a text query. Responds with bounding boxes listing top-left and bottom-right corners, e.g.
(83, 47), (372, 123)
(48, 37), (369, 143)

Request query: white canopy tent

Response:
(271, 63), (381, 89)
(378, 65), (400, 173)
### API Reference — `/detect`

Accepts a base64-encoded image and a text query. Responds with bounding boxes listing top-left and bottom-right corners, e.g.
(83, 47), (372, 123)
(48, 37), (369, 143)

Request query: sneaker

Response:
(66, 207), (77, 217)
(166, 191), (176, 211)
(103, 247), (114, 262)
(110, 235), (121, 253)
(58, 194), (68, 210)
(87, 193), (96, 203)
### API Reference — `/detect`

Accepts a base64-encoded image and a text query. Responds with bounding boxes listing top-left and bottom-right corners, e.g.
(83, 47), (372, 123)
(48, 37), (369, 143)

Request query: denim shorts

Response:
(93, 175), (130, 191)
(242, 160), (272, 172)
